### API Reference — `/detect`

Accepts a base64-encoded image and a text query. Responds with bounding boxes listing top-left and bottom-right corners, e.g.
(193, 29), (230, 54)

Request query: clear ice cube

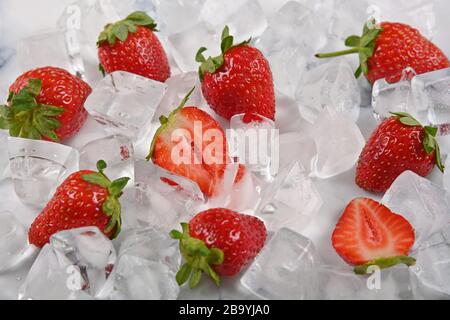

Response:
(80, 135), (134, 181)
(7, 137), (79, 208)
(229, 113), (278, 177)
(109, 228), (180, 300)
(0, 131), (9, 180)
(372, 68), (422, 122)
(16, 30), (84, 78)
(328, 0), (371, 41)
(257, 162), (323, 233)
(19, 227), (116, 300)
(84, 71), (167, 140)
(154, 0), (205, 35)
(296, 60), (361, 125)
(257, 1), (328, 98)
(240, 228), (318, 300)
(382, 171), (450, 250)
(411, 67), (450, 126)
(0, 211), (38, 273)
(168, 22), (220, 73)
(310, 112), (365, 179)
(410, 225), (450, 299)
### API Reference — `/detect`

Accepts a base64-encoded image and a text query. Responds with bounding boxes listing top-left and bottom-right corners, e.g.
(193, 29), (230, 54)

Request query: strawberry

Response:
(332, 198), (416, 274)
(28, 160), (130, 248)
(0, 67), (91, 142)
(170, 208), (267, 288)
(147, 89), (244, 197)
(316, 21), (449, 84)
(197, 26), (275, 120)
(356, 112), (444, 193)
(97, 11), (170, 82)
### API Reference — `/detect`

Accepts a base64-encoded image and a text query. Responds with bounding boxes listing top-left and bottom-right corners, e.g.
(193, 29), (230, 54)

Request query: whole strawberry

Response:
(97, 11), (170, 82)
(170, 208), (267, 288)
(0, 67), (91, 142)
(28, 160), (130, 248)
(356, 112), (444, 193)
(147, 89), (244, 198)
(332, 198), (415, 274)
(316, 21), (449, 84)
(197, 26), (275, 120)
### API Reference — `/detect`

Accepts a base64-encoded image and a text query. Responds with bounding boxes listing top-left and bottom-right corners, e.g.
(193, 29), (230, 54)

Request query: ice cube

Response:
(241, 228), (318, 300)
(444, 156), (450, 192)
(410, 225), (450, 299)
(109, 228), (180, 300)
(372, 68), (421, 122)
(0, 211), (38, 273)
(154, 0), (205, 35)
(411, 67), (450, 126)
(329, 0), (371, 41)
(0, 131), (9, 180)
(80, 135), (134, 181)
(16, 30), (84, 78)
(257, 1), (328, 98)
(382, 171), (450, 250)
(229, 113), (278, 177)
(296, 60), (361, 125)
(122, 161), (204, 232)
(257, 162), (322, 233)
(19, 227), (116, 300)
(7, 137), (79, 208)
(168, 22), (220, 73)
(317, 265), (413, 300)
(84, 71), (167, 141)
(200, 0), (267, 41)
(310, 112), (365, 179)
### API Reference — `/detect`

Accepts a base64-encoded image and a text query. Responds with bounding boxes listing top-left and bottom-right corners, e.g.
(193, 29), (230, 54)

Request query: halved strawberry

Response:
(332, 198), (416, 274)
(147, 89), (243, 197)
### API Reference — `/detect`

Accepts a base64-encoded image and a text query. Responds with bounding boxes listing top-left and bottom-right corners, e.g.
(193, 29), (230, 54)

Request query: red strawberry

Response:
(356, 112), (443, 193)
(170, 208), (267, 288)
(197, 26), (275, 120)
(147, 89), (244, 197)
(28, 160), (130, 248)
(97, 11), (170, 82)
(316, 21), (449, 84)
(0, 67), (91, 142)
(332, 198), (416, 274)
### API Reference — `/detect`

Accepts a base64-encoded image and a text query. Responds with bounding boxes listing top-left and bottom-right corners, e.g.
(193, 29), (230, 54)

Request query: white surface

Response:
(1, 0), (450, 300)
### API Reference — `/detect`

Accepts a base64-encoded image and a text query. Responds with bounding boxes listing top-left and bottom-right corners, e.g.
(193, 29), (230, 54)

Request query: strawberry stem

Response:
(354, 256), (416, 275)
(315, 48), (360, 59)
(170, 223), (224, 289)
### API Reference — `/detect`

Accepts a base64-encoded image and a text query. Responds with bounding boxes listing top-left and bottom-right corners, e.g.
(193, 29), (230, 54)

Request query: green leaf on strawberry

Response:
(97, 11), (158, 47)
(390, 112), (444, 172)
(0, 78), (65, 141)
(170, 223), (225, 288)
(82, 160), (130, 238)
(196, 26), (251, 81)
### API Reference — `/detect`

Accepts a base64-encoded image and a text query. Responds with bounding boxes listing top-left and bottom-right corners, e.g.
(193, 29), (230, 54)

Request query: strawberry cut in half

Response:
(332, 198), (416, 275)
(147, 88), (244, 198)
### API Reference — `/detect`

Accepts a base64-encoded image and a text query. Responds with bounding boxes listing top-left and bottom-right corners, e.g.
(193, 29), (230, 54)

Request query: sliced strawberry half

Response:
(147, 89), (243, 197)
(332, 198), (416, 274)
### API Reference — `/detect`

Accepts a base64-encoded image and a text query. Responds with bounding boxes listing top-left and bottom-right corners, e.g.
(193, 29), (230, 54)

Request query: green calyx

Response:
(354, 256), (416, 275)
(315, 19), (383, 78)
(145, 87), (195, 161)
(82, 160), (130, 239)
(196, 26), (251, 81)
(97, 11), (157, 47)
(391, 112), (445, 172)
(170, 223), (224, 289)
(0, 78), (64, 141)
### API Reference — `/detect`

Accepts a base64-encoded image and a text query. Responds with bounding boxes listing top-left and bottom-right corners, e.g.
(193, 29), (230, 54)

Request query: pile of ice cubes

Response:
(2, 0), (450, 300)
